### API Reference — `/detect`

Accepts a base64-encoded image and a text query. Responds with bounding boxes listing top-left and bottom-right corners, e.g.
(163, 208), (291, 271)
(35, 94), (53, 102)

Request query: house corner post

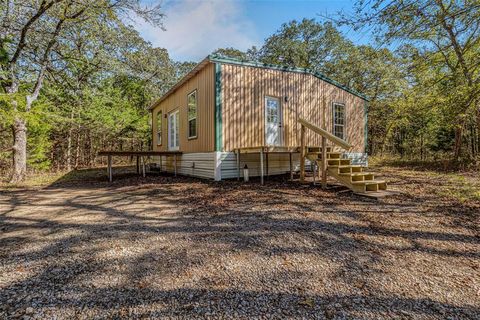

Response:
(214, 151), (222, 181)
(214, 63), (223, 152)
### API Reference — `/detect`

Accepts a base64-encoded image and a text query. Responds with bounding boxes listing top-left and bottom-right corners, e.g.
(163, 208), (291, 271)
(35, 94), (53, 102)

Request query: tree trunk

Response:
(66, 130), (73, 171)
(66, 108), (75, 171)
(477, 109), (480, 158)
(10, 117), (27, 183)
(74, 130), (80, 169)
(453, 126), (463, 161)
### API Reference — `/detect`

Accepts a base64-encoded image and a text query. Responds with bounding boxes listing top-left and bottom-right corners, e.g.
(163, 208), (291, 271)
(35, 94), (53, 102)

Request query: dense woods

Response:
(1, 0), (479, 182)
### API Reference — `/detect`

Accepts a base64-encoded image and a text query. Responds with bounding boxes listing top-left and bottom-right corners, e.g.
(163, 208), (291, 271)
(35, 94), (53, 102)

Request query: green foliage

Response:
(259, 19), (351, 71)
(26, 103), (53, 170)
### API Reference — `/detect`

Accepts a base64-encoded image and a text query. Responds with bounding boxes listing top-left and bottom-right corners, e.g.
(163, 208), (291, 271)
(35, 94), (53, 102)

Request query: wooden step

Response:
(328, 165), (364, 174)
(339, 172), (372, 176)
(326, 159), (351, 166)
(307, 146), (333, 153)
(351, 180), (387, 192)
(306, 152), (342, 159)
(339, 172), (374, 182)
(352, 180), (386, 185)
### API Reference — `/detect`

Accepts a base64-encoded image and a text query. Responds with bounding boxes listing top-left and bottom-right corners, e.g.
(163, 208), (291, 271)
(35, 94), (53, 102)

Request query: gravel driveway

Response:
(0, 170), (479, 319)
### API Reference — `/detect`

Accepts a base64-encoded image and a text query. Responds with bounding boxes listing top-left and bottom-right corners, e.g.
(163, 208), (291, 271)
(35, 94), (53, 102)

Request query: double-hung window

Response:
(333, 103), (345, 140)
(187, 90), (197, 139)
(156, 110), (162, 145)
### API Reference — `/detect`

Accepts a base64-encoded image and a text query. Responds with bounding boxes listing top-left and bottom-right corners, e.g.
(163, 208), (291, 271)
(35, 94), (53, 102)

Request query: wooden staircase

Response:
(298, 118), (388, 195)
(305, 146), (387, 193)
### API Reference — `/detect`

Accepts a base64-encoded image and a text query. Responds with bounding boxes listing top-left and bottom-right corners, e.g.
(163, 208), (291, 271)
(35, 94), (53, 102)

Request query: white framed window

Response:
(333, 103), (345, 140)
(168, 109), (180, 150)
(156, 110), (162, 145)
(187, 90), (197, 139)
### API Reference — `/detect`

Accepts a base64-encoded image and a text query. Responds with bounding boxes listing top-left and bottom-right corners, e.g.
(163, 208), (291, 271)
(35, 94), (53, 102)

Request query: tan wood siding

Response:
(221, 64), (366, 152)
(151, 63), (215, 152)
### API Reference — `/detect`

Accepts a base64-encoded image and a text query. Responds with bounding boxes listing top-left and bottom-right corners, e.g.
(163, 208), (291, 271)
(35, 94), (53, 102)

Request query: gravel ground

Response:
(0, 168), (479, 319)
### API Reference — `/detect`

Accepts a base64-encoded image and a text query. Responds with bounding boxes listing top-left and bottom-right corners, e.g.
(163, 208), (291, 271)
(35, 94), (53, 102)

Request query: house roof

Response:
(149, 54), (369, 110)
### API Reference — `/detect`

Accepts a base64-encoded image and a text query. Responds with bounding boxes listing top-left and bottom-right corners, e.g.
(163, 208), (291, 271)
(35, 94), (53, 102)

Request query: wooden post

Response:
(236, 149), (240, 181)
(265, 151), (269, 177)
(300, 125), (306, 182)
(322, 96), (327, 130)
(136, 156), (140, 174)
(260, 149), (264, 185)
(108, 155), (112, 182)
(322, 97), (327, 189)
(159, 156), (162, 172)
(321, 136), (327, 189)
(174, 154), (177, 177)
(141, 156), (146, 178)
(289, 152), (293, 181)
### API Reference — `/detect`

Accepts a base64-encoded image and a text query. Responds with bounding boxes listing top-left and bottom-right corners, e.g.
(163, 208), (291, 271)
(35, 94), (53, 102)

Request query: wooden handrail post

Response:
(300, 124), (305, 182)
(174, 154), (177, 177)
(321, 136), (327, 189)
(236, 149), (240, 181)
(289, 152), (293, 181)
(260, 148), (264, 185)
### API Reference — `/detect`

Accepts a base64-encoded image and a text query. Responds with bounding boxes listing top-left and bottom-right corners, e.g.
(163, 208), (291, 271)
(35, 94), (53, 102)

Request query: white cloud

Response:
(133, 0), (259, 61)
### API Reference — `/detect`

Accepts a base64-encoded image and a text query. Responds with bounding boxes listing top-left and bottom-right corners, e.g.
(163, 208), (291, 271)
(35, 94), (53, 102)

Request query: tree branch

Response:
(8, 0), (62, 66)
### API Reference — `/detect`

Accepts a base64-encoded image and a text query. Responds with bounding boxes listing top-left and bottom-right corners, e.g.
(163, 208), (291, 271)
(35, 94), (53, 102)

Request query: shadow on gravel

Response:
(0, 168), (479, 318)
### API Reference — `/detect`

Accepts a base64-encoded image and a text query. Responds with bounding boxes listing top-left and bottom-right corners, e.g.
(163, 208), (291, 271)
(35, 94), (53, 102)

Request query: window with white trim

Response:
(156, 110), (162, 145)
(333, 103), (345, 140)
(168, 110), (180, 150)
(187, 90), (197, 139)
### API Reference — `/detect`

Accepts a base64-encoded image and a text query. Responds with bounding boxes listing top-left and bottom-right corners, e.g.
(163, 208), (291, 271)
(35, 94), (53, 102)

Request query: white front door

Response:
(265, 96), (282, 146)
(168, 110), (179, 150)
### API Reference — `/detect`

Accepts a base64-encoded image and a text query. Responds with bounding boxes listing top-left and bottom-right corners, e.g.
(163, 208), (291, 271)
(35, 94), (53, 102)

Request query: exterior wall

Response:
(152, 153), (216, 179)
(151, 63), (215, 153)
(221, 64), (366, 153)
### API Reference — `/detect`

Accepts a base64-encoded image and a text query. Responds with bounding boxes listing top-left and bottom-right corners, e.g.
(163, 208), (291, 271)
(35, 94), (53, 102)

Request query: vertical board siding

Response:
(152, 63), (215, 153)
(221, 64), (365, 152)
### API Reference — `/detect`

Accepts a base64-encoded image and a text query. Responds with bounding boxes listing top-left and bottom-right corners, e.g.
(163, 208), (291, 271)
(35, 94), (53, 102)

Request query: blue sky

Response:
(133, 0), (366, 62)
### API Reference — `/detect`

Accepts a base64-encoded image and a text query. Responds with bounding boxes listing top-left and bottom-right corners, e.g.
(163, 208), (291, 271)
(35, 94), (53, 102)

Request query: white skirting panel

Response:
(150, 152), (367, 181)
(151, 153), (216, 180)
(219, 152), (302, 180)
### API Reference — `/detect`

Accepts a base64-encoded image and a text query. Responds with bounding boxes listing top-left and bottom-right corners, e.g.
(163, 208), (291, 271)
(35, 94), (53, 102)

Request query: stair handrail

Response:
(298, 117), (352, 150)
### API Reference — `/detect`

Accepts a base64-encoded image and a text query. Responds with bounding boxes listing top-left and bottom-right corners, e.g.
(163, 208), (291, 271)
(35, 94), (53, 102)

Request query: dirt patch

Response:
(0, 168), (479, 319)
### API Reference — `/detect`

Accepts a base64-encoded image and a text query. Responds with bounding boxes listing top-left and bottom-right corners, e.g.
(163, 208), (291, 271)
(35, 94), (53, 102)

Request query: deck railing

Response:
(298, 117), (353, 187)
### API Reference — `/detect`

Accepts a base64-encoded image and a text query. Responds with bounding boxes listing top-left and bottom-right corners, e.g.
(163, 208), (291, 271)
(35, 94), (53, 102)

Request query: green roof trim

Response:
(214, 63), (223, 151)
(208, 54), (369, 102)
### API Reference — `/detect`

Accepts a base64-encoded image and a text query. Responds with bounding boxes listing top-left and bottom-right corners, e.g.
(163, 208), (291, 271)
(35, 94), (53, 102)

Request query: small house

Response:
(149, 55), (375, 190)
